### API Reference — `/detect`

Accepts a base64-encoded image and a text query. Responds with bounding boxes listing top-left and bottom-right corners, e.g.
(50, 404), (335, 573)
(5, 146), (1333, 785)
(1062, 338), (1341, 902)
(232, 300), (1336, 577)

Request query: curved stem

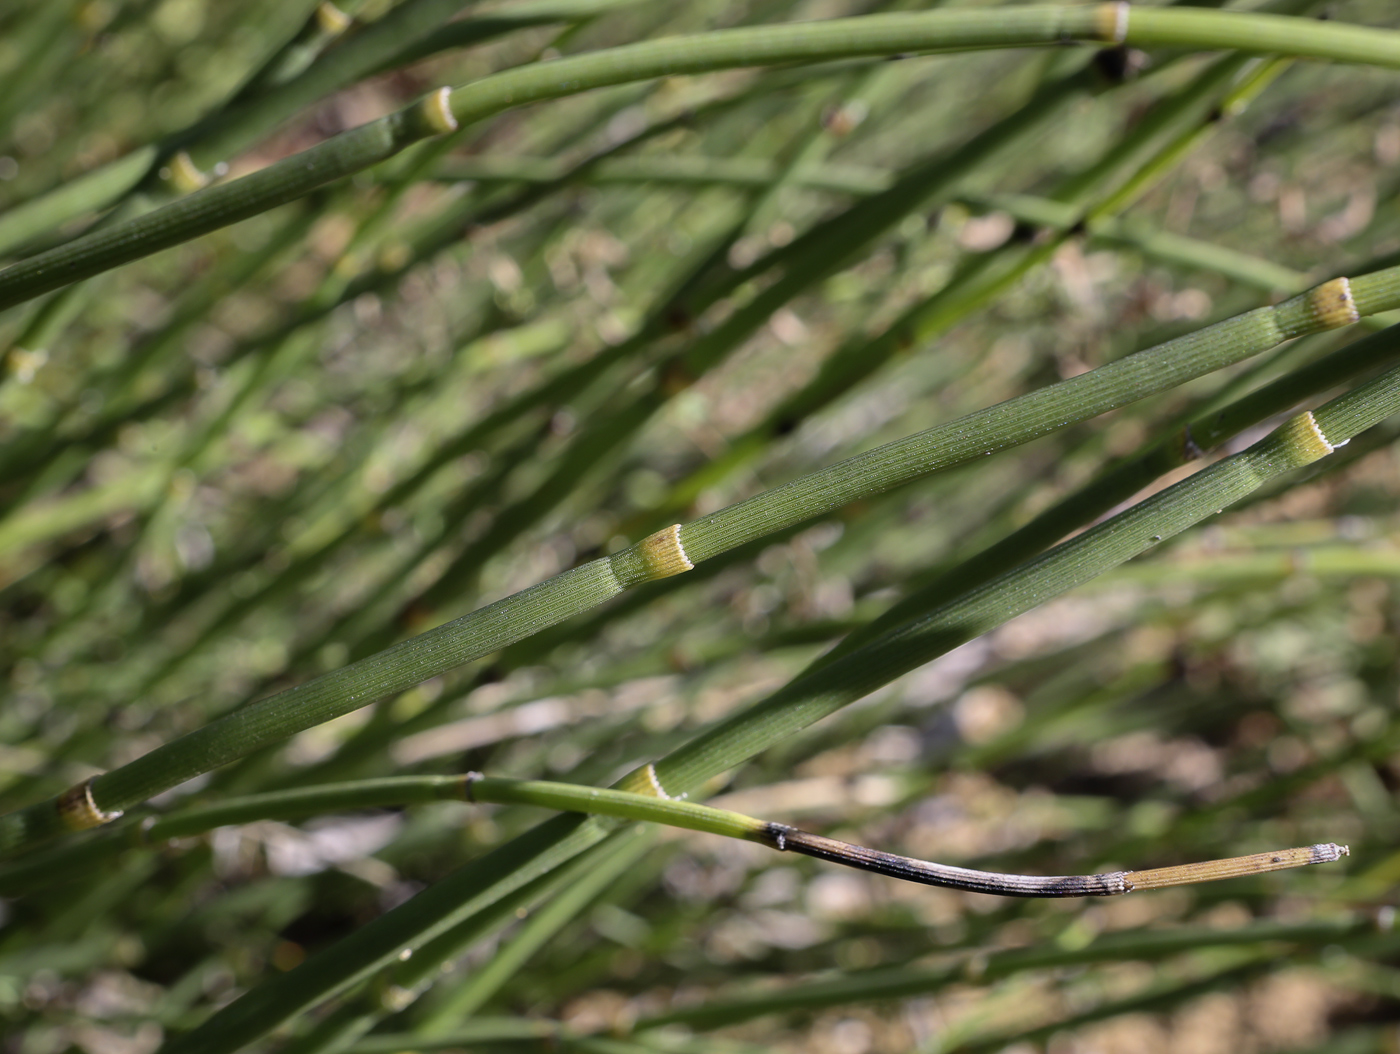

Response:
(465, 774), (1344, 898)
(8, 4), (1397, 310)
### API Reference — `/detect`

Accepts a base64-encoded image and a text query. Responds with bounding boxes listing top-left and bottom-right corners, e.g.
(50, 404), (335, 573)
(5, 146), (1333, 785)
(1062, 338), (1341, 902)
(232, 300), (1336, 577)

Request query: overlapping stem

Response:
(146, 352), (1400, 1054)
(460, 775), (1345, 898)
(823, 320), (1400, 664)
(640, 377), (1400, 799)
(2, 263), (1395, 860)
(4, 5), (1400, 311)
(672, 270), (1388, 563)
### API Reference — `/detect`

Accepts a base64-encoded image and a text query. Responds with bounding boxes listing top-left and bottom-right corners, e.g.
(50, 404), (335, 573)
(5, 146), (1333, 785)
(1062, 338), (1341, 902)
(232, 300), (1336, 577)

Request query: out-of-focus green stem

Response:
(0, 148), (156, 260)
(0, 99), (459, 312)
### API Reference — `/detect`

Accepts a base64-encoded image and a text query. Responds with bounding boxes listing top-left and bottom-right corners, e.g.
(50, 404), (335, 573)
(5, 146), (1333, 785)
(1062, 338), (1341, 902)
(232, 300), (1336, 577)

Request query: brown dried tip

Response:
(57, 778), (123, 831)
(1125, 842), (1348, 891)
(635, 524), (694, 581)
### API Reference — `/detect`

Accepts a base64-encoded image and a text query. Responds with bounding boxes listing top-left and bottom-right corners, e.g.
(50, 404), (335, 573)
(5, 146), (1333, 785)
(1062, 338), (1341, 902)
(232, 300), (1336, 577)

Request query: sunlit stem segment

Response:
(466, 774), (1348, 898)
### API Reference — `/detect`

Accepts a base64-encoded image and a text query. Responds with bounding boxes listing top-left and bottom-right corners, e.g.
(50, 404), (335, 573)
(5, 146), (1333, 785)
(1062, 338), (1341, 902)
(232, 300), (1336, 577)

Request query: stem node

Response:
(1306, 276), (1360, 329)
(635, 524), (694, 581)
(57, 778), (122, 832)
(315, 1), (351, 35)
(1277, 410), (1335, 463)
(158, 152), (209, 194)
(1098, 2), (1130, 45)
(416, 87), (459, 136)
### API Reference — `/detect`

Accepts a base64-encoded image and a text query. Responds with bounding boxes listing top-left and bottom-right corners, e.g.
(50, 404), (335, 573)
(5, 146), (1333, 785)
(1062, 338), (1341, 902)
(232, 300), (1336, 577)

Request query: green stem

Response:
(8, 4), (1396, 310)
(3, 263), (1394, 859)
(674, 270), (1390, 564)
(826, 321), (1400, 664)
(645, 368), (1400, 798)
(0, 102), (455, 313)
(142, 366), (1400, 1054)
(149, 775), (473, 839)
(1100, 545), (1400, 587)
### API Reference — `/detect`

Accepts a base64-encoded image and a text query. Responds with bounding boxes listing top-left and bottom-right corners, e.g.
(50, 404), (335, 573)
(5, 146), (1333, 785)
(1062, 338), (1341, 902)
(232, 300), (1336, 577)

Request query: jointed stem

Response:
(464, 773), (1348, 898)
(2, 261), (1397, 860)
(143, 344), (1400, 1054)
(0, 772), (1348, 900)
(4, 5), (1400, 310)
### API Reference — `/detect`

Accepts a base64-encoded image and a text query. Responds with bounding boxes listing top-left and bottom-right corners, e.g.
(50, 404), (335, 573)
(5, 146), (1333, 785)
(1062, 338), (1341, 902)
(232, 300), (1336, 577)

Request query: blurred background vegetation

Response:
(3, 0), (1400, 1052)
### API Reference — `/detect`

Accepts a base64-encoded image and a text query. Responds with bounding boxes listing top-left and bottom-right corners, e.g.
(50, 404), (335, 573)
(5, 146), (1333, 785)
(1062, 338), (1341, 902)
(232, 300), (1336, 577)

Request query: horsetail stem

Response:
(673, 274), (1373, 564)
(463, 774), (1349, 899)
(0, 524), (693, 855)
(8, 771), (1345, 899)
(3, 261), (1398, 860)
(142, 348), (1400, 1054)
(3, 5), (1399, 310)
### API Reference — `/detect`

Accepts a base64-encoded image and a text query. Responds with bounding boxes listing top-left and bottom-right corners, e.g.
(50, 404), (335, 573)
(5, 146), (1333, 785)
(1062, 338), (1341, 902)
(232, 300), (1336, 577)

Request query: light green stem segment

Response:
(6, 4), (1400, 310)
(469, 775), (765, 840)
(440, 3), (1400, 129)
(1122, 4), (1400, 65)
(148, 775), (473, 839)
